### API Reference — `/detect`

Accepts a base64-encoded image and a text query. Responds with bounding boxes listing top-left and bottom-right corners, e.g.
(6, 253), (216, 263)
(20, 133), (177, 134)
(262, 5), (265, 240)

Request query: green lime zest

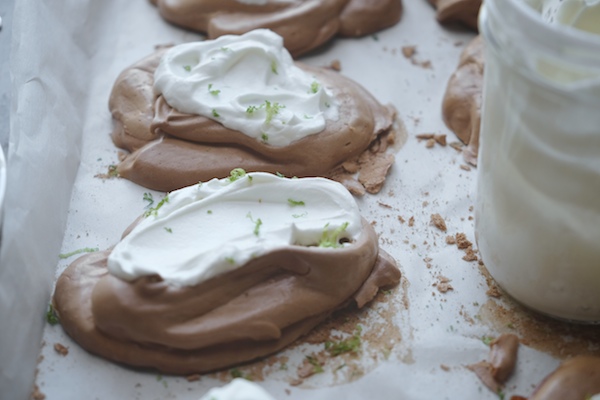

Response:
(46, 303), (59, 325)
(143, 192), (154, 208)
(145, 194), (170, 218)
(482, 336), (495, 346)
(59, 247), (99, 259)
(310, 81), (319, 93)
(246, 212), (262, 236)
(208, 83), (220, 96)
(229, 168), (248, 182)
(306, 355), (324, 374)
(325, 325), (362, 356)
(107, 164), (119, 177)
(287, 198), (305, 207)
(319, 222), (350, 248)
(264, 100), (284, 124)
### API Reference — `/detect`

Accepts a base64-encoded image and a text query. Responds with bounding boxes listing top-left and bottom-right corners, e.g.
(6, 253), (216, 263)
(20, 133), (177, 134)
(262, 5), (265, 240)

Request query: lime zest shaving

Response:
(319, 222), (349, 248)
(310, 81), (319, 93)
(264, 100), (284, 124)
(287, 198), (305, 207)
(46, 304), (59, 325)
(324, 325), (362, 356)
(59, 247), (99, 259)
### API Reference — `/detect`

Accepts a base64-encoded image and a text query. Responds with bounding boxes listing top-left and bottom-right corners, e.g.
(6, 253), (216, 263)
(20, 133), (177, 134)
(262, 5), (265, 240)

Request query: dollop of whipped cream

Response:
(154, 29), (339, 147)
(108, 171), (362, 286)
(199, 379), (276, 400)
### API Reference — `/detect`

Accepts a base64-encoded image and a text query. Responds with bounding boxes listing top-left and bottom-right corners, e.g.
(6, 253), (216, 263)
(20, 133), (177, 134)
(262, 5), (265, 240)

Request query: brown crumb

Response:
(378, 201), (393, 209)
(402, 45), (416, 58)
(434, 134), (447, 146)
(186, 374), (201, 382)
(31, 385), (45, 400)
(460, 164), (472, 171)
(416, 133), (435, 140)
(285, 389), (291, 395)
(455, 233), (472, 249)
(425, 138), (435, 148)
(329, 59), (341, 71)
(398, 216), (406, 224)
(440, 364), (450, 371)
(463, 247), (478, 262)
(289, 378), (303, 386)
(53, 343), (69, 356)
(486, 286), (502, 298)
(436, 276), (454, 293)
(449, 141), (463, 152)
(408, 216), (415, 227)
(430, 213), (447, 232)
(445, 235), (456, 245)
(420, 60), (432, 69)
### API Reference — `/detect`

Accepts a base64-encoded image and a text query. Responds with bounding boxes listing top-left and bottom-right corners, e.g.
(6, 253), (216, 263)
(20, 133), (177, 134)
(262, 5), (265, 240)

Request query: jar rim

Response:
(482, 0), (600, 54)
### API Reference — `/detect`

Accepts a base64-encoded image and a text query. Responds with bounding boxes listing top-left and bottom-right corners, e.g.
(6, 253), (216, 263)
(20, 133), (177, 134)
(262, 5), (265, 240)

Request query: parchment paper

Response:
(2, 0), (598, 399)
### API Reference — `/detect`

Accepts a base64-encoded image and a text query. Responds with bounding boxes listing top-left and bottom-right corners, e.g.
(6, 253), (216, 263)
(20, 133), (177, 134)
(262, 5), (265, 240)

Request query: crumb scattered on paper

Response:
(53, 343), (68, 356)
(401, 45), (432, 69)
(186, 374), (201, 382)
(430, 214), (447, 232)
(435, 275), (454, 293)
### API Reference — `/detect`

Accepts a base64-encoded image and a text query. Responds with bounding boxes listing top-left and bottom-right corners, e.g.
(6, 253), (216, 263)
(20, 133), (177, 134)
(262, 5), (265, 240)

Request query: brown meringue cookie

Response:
(529, 356), (600, 400)
(149, 0), (403, 57)
(110, 47), (396, 194)
(428, 0), (481, 31)
(442, 35), (483, 166)
(53, 218), (400, 375)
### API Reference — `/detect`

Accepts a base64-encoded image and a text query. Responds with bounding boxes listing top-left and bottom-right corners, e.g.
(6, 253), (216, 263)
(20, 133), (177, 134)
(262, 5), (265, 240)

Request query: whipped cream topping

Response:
(107, 172), (362, 286)
(199, 379), (276, 400)
(154, 29), (339, 147)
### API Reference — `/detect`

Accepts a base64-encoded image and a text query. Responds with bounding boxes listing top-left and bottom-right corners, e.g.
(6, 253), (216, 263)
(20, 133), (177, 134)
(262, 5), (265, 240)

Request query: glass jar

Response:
(477, 0), (600, 322)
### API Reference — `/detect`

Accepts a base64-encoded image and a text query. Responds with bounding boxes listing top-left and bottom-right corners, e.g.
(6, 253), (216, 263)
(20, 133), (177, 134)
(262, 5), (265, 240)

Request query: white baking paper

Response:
(2, 0), (598, 399)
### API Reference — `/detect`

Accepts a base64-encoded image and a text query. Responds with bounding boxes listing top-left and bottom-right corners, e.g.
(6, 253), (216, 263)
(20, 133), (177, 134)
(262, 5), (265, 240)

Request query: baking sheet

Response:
(2, 0), (599, 399)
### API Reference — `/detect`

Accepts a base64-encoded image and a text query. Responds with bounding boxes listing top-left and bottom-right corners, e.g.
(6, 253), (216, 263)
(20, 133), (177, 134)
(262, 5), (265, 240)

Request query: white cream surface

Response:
(107, 172), (362, 286)
(198, 379), (276, 400)
(154, 29), (338, 147)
